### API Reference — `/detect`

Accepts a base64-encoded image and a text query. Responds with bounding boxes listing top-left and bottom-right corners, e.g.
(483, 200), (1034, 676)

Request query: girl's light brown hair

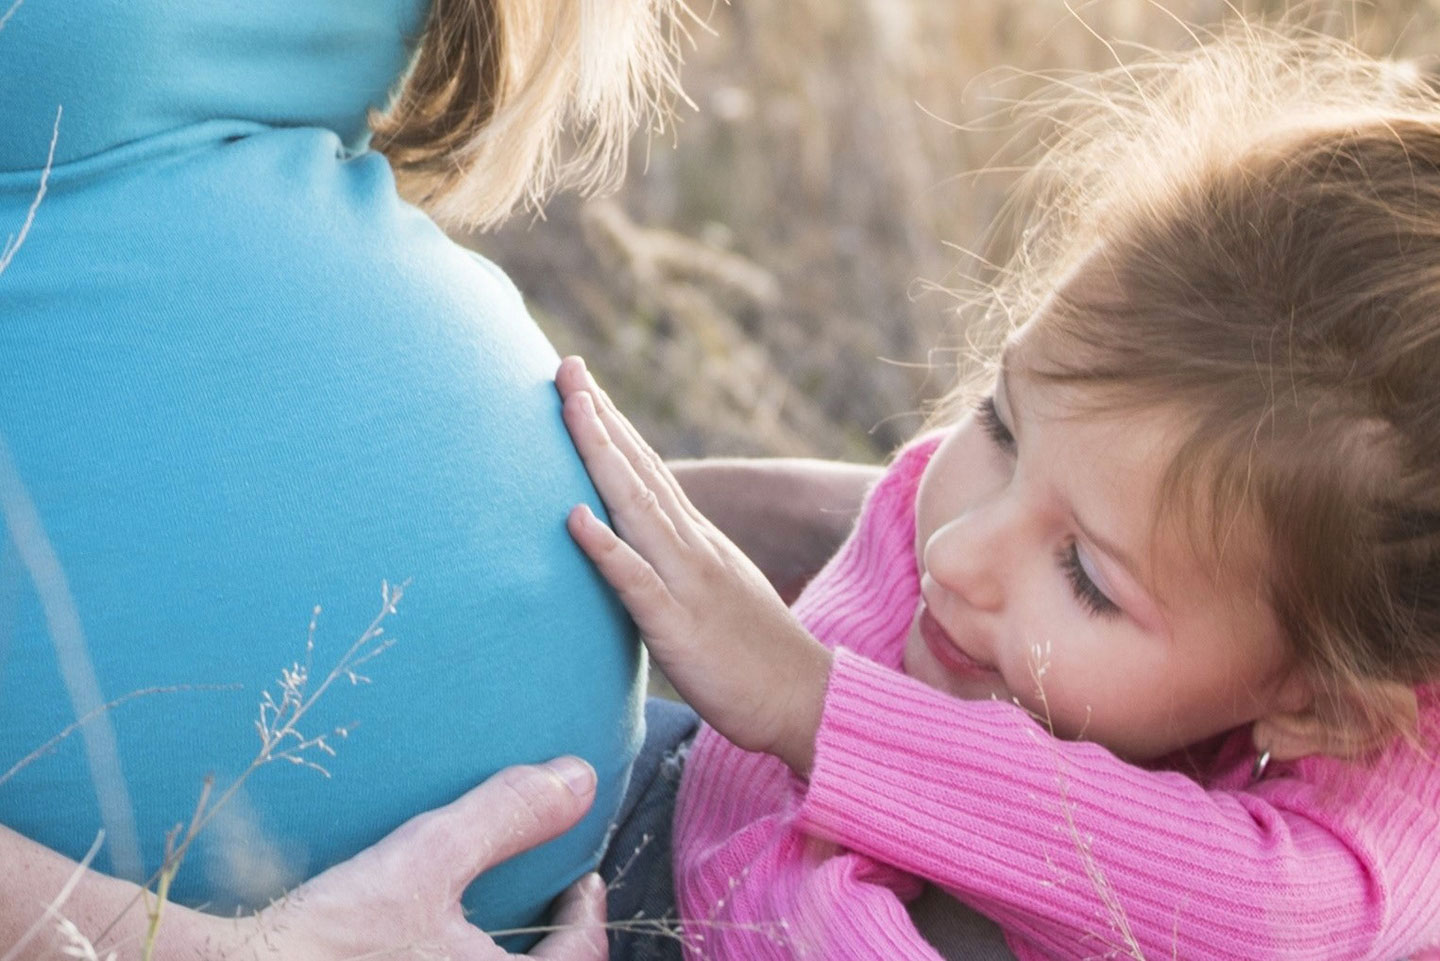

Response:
(371, 0), (690, 229)
(962, 28), (1440, 750)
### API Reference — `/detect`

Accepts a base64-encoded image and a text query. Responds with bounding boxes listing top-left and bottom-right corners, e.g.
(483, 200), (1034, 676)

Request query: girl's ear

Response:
(1253, 678), (1418, 762)
(1252, 710), (1334, 763)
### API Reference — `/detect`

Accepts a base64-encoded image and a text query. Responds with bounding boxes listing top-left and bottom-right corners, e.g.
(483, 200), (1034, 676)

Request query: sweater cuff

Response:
(798, 647), (1017, 866)
(795, 647), (1092, 893)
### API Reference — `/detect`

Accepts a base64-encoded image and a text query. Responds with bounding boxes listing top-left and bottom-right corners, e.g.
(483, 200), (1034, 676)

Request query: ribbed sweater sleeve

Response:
(673, 438), (1440, 961)
(798, 650), (1440, 960)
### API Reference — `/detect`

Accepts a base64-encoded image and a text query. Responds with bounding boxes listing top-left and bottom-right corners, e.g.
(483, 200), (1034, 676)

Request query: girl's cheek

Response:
(1008, 599), (1083, 701)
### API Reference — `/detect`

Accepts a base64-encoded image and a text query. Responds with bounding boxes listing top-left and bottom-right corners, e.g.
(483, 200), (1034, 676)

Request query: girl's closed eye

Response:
(974, 391), (1121, 619)
(974, 395), (1015, 452)
(1058, 540), (1121, 618)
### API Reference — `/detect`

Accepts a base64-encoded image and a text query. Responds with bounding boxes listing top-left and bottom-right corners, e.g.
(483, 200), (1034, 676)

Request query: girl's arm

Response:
(796, 652), (1439, 961)
(667, 458), (880, 602)
(0, 760), (606, 961)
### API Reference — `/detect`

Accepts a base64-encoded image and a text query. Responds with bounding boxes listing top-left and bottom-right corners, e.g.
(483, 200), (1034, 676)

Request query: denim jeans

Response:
(601, 698), (1016, 961)
(600, 697), (699, 961)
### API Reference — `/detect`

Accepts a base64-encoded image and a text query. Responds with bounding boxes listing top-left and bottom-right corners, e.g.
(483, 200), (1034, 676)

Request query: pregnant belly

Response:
(0, 124), (642, 942)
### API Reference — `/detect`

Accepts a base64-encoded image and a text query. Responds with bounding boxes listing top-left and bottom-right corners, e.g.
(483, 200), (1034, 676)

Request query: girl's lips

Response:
(917, 603), (995, 677)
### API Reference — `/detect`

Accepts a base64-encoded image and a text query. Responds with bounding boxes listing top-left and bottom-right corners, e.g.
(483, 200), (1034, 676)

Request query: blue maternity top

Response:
(0, 0), (641, 942)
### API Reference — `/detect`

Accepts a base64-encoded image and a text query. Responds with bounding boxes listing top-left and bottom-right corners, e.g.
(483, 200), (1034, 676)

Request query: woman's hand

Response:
(1, 759), (608, 961)
(556, 356), (832, 777)
(236, 758), (608, 960)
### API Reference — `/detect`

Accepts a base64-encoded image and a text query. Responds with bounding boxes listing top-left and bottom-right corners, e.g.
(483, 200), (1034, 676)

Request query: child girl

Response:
(561, 29), (1440, 961)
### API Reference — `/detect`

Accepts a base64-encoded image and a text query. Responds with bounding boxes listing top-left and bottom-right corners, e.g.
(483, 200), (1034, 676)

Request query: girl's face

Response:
(902, 345), (1306, 761)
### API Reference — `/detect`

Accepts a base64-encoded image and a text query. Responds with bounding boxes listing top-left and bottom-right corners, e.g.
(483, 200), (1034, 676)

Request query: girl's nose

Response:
(922, 502), (1013, 613)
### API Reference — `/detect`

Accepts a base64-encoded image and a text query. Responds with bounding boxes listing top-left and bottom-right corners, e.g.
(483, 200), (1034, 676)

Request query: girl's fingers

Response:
(567, 504), (680, 639)
(558, 358), (701, 537)
(588, 372), (701, 521)
(554, 354), (591, 399)
(563, 389), (687, 565)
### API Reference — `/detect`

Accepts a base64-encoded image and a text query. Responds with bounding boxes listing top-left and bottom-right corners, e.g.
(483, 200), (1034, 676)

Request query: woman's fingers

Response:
(267, 760), (601, 961)
(528, 873), (608, 961)
(385, 759), (598, 892)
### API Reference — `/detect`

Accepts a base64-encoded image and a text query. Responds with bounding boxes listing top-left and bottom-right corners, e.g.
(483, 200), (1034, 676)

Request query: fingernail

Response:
(546, 756), (596, 796)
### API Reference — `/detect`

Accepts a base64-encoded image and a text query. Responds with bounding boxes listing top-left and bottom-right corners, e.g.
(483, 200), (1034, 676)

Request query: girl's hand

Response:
(667, 457), (880, 603)
(223, 759), (608, 961)
(556, 356), (832, 776)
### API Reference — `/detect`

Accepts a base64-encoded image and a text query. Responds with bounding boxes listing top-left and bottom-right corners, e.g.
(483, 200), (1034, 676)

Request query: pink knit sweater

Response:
(672, 438), (1440, 961)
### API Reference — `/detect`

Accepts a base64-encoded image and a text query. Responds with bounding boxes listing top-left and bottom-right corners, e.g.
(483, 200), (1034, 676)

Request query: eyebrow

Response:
(997, 339), (1018, 378)
(1073, 513), (1148, 590)
(995, 360), (1017, 432)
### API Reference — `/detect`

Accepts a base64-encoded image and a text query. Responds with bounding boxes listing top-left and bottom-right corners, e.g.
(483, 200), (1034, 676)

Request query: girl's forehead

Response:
(997, 352), (1270, 604)
(998, 324), (1073, 384)
(998, 331), (1031, 370)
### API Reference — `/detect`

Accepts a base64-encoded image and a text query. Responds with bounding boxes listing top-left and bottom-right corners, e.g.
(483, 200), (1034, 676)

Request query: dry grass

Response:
(468, 0), (1440, 462)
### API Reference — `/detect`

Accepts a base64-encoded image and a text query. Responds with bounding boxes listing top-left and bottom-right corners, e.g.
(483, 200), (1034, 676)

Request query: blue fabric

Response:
(0, 0), (644, 946)
(0, 0), (423, 170)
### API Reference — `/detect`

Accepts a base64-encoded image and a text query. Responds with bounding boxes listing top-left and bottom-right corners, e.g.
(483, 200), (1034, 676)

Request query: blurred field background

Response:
(466, 0), (1440, 465)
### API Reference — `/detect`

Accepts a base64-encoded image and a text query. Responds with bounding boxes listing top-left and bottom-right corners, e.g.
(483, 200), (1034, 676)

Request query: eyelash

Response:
(975, 394), (1121, 620)
(1058, 541), (1121, 618)
(974, 395), (1015, 451)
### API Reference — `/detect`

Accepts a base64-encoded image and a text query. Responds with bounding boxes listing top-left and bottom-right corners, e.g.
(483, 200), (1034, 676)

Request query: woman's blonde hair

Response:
(371, 0), (689, 229)
(963, 28), (1440, 750)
